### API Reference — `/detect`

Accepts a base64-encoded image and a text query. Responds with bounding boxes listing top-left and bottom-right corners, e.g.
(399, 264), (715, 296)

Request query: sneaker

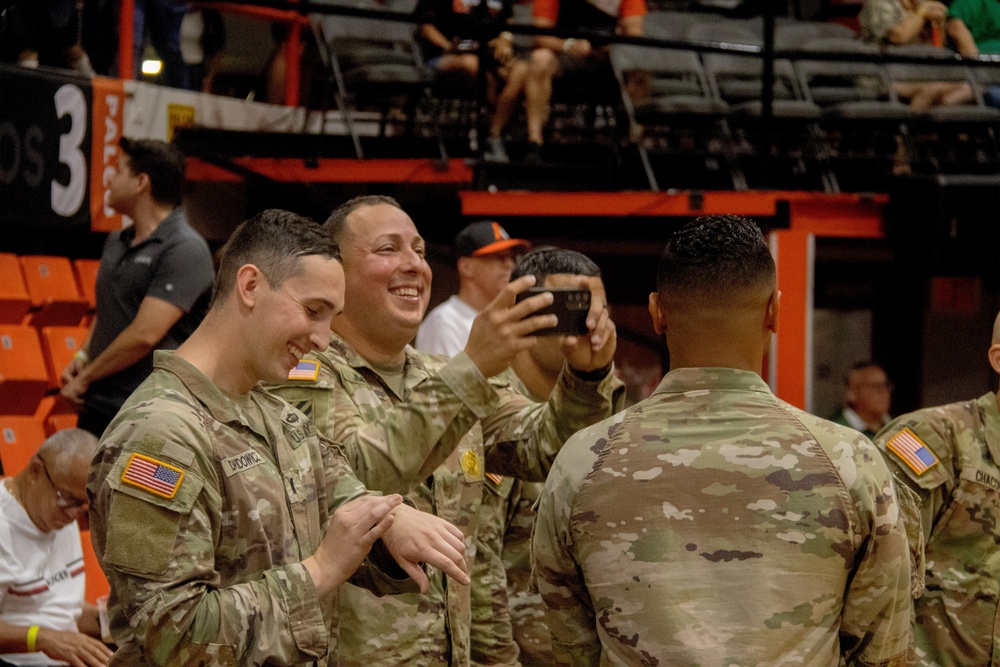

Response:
(485, 135), (509, 163)
(523, 141), (543, 165)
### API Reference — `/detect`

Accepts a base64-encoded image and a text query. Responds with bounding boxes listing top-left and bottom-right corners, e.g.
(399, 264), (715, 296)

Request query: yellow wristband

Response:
(74, 349), (89, 365)
(26, 625), (40, 652)
(563, 37), (575, 52)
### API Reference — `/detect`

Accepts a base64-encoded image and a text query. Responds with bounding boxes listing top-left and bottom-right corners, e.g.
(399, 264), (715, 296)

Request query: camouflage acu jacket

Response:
(88, 351), (412, 667)
(534, 367), (913, 667)
(268, 332), (618, 667)
(875, 392), (1000, 667)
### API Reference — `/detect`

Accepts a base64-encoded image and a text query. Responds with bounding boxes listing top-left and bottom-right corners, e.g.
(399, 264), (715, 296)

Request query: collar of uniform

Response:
(651, 367), (772, 398)
(977, 391), (1000, 465)
(151, 349), (276, 436)
(324, 331), (436, 395)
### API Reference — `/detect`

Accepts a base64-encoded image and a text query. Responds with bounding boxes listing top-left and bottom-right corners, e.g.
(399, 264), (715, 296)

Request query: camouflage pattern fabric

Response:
(874, 392), (1000, 667)
(269, 332), (618, 667)
(533, 367), (913, 667)
(88, 351), (413, 667)
(494, 372), (626, 666)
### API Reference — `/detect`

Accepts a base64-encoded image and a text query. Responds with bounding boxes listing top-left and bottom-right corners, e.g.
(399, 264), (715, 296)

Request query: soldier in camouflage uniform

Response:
(88, 210), (469, 667)
(533, 215), (913, 666)
(874, 310), (1000, 667)
(269, 196), (619, 667)
(491, 248), (627, 667)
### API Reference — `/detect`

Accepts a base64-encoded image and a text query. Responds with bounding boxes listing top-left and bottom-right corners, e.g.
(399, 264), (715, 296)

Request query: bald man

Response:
(1, 429), (112, 667)
(874, 311), (1000, 666)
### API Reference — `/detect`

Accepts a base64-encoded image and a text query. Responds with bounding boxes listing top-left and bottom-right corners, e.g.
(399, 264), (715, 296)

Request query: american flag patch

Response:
(486, 473), (504, 485)
(122, 453), (185, 499)
(886, 428), (939, 476)
(287, 360), (319, 381)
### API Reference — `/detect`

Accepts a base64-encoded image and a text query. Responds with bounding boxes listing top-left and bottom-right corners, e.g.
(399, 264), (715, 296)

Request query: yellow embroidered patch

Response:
(460, 449), (482, 480)
(121, 453), (185, 499)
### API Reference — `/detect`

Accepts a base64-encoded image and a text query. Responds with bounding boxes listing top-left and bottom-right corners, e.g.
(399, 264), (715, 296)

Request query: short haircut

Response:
(993, 311), (1000, 345)
(211, 209), (338, 308)
(656, 215), (775, 301)
(38, 428), (99, 472)
(324, 195), (403, 245)
(845, 360), (884, 385)
(511, 247), (600, 283)
(119, 137), (185, 207)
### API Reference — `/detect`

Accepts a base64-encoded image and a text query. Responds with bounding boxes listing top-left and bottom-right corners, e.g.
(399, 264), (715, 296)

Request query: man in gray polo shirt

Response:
(60, 138), (214, 437)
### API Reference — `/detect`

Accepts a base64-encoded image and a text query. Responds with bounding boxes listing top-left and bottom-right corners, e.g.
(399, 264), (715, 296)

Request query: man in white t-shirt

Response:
(0, 429), (111, 667)
(416, 221), (529, 356)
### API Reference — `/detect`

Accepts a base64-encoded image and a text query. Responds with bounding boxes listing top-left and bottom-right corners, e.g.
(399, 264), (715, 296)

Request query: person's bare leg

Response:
(490, 60), (528, 137)
(525, 48), (558, 145)
(939, 81), (973, 106)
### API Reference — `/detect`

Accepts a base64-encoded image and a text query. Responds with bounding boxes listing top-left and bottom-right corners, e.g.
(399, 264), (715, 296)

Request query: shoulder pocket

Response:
(104, 462), (204, 577)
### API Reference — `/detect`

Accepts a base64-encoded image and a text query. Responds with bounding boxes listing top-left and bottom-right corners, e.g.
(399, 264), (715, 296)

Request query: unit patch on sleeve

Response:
(886, 427), (939, 476)
(122, 453), (185, 499)
(288, 360), (320, 381)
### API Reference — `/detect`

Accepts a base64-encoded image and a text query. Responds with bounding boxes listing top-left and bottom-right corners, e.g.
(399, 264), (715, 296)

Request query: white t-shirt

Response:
(0, 481), (85, 640)
(415, 295), (478, 357)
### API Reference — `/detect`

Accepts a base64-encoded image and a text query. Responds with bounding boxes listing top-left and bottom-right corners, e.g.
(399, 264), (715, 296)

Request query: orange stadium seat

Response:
(0, 324), (49, 414)
(79, 529), (110, 604)
(0, 253), (32, 324)
(19, 256), (89, 327)
(73, 258), (100, 311)
(35, 395), (77, 436)
(40, 326), (89, 390)
(0, 415), (45, 476)
(45, 412), (79, 436)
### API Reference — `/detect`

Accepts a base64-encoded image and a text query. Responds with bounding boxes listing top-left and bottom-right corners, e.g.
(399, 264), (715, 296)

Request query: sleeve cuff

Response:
(274, 563), (331, 659)
(439, 352), (500, 419)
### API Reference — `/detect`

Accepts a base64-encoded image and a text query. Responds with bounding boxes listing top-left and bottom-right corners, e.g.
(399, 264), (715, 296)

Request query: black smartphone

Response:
(515, 287), (591, 336)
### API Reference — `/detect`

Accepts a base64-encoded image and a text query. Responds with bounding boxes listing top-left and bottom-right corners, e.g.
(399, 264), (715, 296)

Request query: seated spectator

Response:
(2, 0), (95, 74)
(0, 429), (112, 667)
(525, 0), (646, 161)
(946, 0), (1000, 107)
(859, 0), (973, 109)
(832, 361), (893, 439)
(417, 0), (528, 161)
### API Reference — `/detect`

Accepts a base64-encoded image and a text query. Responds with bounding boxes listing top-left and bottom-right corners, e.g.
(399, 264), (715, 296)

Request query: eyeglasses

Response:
(37, 457), (88, 509)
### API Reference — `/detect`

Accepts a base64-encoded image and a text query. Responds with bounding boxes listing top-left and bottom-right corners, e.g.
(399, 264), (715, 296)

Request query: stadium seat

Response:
(19, 256), (90, 327)
(0, 253), (32, 324)
(40, 326), (89, 390)
(79, 530), (110, 604)
(0, 325), (49, 414)
(0, 415), (45, 477)
(35, 395), (78, 436)
(44, 412), (79, 436)
(73, 259), (100, 311)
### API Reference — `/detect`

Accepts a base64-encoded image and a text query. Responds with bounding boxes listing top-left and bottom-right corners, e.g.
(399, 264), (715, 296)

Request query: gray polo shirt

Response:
(86, 208), (214, 414)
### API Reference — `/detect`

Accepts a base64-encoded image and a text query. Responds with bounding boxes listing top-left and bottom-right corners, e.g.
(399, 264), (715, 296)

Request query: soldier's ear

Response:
(648, 292), (665, 335)
(235, 264), (264, 308)
(765, 289), (780, 335)
(988, 342), (1000, 375)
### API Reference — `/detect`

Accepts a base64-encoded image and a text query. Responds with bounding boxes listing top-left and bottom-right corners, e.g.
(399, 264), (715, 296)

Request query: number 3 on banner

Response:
(52, 84), (86, 218)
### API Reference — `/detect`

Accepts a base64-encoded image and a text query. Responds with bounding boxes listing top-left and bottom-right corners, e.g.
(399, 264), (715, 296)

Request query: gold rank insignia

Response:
(461, 449), (482, 480)
(287, 360), (319, 381)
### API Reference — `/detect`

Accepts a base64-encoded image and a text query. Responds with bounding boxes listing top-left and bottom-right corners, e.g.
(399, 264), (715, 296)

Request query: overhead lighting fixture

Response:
(141, 60), (162, 75)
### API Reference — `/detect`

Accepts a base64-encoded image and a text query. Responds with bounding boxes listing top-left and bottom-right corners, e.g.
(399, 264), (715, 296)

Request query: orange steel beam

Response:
(770, 229), (813, 410)
(194, 2), (310, 25)
(185, 157), (475, 183)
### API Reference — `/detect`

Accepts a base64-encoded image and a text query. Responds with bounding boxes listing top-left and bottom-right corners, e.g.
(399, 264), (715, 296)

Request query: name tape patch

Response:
(122, 453), (185, 499)
(221, 449), (266, 477)
(886, 427), (939, 476)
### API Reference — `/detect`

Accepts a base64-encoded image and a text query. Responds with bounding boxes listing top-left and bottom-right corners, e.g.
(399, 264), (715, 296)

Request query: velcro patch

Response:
(122, 453), (185, 499)
(287, 360), (319, 381)
(886, 428), (939, 476)
(221, 449), (266, 477)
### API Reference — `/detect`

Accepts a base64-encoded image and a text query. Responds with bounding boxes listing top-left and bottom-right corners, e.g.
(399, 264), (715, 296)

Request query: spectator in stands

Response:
(416, 0), (529, 161)
(133, 0), (190, 89)
(60, 138), (214, 438)
(947, 0), (1000, 107)
(833, 361), (893, 439)
(415, 220), (529, 356)
(524, 0), (646, 161)
(0, 429), (112, 667)
(859, 0), (974, 109)
(2, 0), (96, 74)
